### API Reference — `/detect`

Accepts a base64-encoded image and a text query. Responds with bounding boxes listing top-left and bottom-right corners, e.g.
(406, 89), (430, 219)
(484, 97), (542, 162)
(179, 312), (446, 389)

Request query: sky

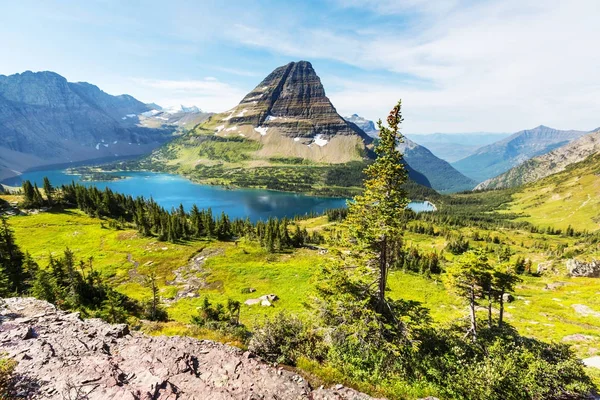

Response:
(0, 0), (599, 134)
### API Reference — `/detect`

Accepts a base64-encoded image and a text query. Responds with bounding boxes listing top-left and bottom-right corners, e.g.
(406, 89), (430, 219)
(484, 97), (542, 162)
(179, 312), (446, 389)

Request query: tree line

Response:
(18, 179), (323, 252)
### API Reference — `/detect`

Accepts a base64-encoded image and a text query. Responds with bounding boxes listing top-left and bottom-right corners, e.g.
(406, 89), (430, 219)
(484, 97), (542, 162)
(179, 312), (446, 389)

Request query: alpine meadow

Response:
(1, 2), (600, 399)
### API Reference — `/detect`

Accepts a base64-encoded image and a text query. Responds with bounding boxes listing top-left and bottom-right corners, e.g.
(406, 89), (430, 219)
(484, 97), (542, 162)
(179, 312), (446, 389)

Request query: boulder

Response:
(0, 297), (378, 400)
(502, 293), (514, 303)
(259, 294), (279, 302)
(537, 261), (553, 274)
(566, 259), (600, 277)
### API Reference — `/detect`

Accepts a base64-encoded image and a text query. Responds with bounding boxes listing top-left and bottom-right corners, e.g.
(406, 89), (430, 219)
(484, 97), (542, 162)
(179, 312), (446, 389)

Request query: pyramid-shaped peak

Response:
(216, 61), (371, 143)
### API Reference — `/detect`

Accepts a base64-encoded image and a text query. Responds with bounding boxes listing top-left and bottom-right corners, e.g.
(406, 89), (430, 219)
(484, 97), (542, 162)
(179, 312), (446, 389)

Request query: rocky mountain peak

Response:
(220, 61), (370, 141)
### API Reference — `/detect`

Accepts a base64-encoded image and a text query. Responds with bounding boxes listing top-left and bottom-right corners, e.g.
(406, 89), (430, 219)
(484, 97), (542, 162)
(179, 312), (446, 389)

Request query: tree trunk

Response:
(487, 291), (493, 329)
(498, 289), (505, 327)
(378, 236), (388, 312)
(469, 285), (477, 342)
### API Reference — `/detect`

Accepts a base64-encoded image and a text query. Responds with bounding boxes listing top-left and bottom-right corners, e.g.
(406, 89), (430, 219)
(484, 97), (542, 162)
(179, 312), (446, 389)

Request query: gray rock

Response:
(0, 297), (379, 399)
(566, 259), (600, 277)
(502, 293), (514, 303)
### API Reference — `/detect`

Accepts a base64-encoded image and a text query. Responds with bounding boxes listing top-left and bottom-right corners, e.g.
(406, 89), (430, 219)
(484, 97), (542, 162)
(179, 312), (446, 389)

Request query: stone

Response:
(566, 259), (600, 277)
(502, 293), (514, 303)
(544, 282), (566, 290)
(583, 356), (600, 369)
(537, 261), (553, 274)
(0, 297), (377, 400)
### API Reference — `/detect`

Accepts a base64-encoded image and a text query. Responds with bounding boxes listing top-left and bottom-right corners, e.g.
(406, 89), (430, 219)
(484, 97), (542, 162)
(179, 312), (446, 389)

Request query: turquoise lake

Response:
(2, 170), (434, 221)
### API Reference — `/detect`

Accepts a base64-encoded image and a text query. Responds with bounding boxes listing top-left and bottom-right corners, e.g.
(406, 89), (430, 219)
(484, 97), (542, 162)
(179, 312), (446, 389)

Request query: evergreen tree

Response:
(345, 100), (408, 311)
(0, 217), (26, 293)
(446, 250), (493, 341)
(21, 181), (35, 206)
(33, 183), (44, 208)
(43, 176), (54, 205)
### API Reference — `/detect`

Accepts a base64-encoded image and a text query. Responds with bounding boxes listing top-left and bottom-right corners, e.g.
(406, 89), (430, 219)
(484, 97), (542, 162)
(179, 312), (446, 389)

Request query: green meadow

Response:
(6, 207), (600, 373)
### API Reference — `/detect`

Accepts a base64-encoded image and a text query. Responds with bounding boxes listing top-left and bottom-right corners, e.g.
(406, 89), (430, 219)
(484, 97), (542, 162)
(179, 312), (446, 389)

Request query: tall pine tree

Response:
(345, 100), (409, 311)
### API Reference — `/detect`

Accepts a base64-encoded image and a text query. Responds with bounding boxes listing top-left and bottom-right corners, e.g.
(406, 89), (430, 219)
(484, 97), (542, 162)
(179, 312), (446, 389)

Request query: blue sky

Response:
(1, 0), (599, 133)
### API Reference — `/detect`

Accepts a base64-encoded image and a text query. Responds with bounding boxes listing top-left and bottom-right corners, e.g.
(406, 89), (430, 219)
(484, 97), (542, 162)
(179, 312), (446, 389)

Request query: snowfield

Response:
(254, 126), (268, 136)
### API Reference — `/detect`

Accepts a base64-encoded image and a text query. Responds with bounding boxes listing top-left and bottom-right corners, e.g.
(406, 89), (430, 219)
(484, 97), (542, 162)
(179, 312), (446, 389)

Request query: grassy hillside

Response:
(4, 205), (599, 358)
(506, 153), (600, 231)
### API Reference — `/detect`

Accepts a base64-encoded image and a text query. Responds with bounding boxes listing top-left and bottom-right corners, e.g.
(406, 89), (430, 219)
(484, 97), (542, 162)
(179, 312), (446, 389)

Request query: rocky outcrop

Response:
(475, 129), (600, 190)
(0, 71), (175, 180)
(0, 298), (379, 399)
(566, 259), (600, 277)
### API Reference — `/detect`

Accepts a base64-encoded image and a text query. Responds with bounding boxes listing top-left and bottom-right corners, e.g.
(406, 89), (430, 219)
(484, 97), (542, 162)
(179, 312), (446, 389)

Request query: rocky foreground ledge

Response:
(0, 298), (379, 400)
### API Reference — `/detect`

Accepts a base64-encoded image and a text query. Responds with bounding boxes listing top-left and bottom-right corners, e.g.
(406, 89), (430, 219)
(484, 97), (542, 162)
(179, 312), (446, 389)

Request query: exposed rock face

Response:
(0, 298), (379, 400)
(566, 259), (600, 277)
(452, 125), (587, 183)
(228, 61), (369, 140)
(475, 129), (600, 190)
(196, 61), (372, 164)
(0, 71), (176, 180)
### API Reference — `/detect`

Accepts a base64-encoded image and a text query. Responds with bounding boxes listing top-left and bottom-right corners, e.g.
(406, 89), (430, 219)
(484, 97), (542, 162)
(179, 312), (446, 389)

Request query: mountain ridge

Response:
(451, 125), (587, 182)
(476, 129), (600, 190)
(0, 71), (211, 181)
(0, 71), (174, 180)
(343, 114), (476, 193)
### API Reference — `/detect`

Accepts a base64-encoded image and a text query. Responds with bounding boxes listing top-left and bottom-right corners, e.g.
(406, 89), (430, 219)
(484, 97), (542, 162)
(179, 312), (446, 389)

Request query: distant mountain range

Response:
(451, 125), (587, 182)
(344, 114), (378, 138)
(342, 116), (476, 193)
(0, 71), (208, 181)
(476, 129), (600, 190)
(407, 133), (510, 163)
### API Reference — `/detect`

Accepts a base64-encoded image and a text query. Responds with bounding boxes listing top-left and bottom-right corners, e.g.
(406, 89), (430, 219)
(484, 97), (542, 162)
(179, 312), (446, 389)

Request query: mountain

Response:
(476, 129), (600, 190)
(342, 115), (476, 193)
(451, 125), (587, 182)
(344, 114), (378, 138)
(0, 71), (176, 180)
(141, 61), (440, 196)
(201, 60), (373, 164)
(505, 152), (600, 231)
(397, 137), (477, 193)
(407, 132), (510, 163)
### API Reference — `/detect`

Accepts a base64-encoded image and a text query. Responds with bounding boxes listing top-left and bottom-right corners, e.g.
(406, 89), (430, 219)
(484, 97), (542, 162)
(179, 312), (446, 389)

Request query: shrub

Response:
(0, 355), (16, 399)
(249, 312), (326, 365)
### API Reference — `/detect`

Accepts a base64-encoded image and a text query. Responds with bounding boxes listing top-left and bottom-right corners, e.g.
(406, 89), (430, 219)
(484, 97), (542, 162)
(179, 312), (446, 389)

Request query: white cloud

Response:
(130, 77), (245, 113)
(227, 0), (600, 132)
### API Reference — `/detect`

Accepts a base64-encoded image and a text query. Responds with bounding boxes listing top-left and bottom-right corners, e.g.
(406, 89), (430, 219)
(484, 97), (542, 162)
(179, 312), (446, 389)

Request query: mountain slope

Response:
(199, 61), (373, 164)
(451, 126), (587, 182)
(398, 138), (477, 193)
(506, 152), (600, 231)
(477, 129), (600, 190)
(407, 132), (510, 163)
(342, 115), (476, 193)
(0, 71), (183, 180)
(139, 61), (437, 197)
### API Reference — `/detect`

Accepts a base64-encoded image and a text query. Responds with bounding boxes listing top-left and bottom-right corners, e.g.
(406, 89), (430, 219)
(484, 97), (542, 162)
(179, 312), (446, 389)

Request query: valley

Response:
(1, 51), (600, 400)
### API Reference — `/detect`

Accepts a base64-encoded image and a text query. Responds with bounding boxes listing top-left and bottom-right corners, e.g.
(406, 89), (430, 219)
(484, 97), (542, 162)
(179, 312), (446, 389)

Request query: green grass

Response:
(506, 153), (600, 231)
(5, 208), (600, 379)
